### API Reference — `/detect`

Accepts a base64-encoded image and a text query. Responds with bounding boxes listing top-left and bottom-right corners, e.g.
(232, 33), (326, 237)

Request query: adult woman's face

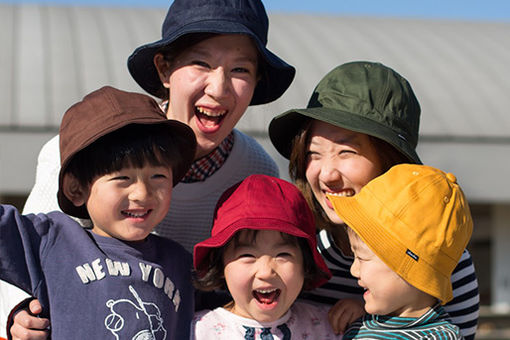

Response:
(156, 34), (259, 159)
(305, 120), (384, 225)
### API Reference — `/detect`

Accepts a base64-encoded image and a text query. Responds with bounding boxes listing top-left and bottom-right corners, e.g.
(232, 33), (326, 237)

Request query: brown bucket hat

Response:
(57, 86), (196, 218)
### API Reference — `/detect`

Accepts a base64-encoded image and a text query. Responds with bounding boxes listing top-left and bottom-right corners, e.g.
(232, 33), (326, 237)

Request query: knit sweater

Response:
(153, 129), (279, 252)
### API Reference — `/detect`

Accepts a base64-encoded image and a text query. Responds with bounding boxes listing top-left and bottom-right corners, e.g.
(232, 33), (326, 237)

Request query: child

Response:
(327, 164), (473, 339)
(191, 174), (340, 339)
(0, 86), (197, 339)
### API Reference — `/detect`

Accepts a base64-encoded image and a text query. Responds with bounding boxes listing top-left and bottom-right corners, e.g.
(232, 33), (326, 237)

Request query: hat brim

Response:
(57, 119), (196, 219)
(193, 218), (331, 289)
(328, 194), (453, 304)
(269, 107), (421, 164)
(127, 21), (295, 105)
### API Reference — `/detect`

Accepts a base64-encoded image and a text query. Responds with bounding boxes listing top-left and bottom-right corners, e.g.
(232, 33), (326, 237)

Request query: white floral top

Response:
(191, 301), (342, 339)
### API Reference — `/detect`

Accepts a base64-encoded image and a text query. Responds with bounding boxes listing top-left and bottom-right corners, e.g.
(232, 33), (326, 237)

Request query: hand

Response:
(328, 298), (365, 335)
(10, 299), (50, 340)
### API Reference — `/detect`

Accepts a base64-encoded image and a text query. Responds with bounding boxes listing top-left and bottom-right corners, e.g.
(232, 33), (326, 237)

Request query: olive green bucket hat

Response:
(268, 61), (422, 164)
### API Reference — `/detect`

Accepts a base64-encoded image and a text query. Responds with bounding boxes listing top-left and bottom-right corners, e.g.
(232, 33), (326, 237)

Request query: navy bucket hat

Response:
(127, 0), (295, 105)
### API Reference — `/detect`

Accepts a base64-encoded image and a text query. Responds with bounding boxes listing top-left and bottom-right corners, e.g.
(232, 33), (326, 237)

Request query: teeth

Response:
(327, 190), (355, 197)
(196, 107), (226, 117)
(123, 210), (150, 218)
(255, 288), (277, 294)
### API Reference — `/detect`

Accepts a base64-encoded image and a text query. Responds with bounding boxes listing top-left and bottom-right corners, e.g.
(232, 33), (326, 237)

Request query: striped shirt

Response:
(343, 304), (462, 339)
(301, 229), (479, 340)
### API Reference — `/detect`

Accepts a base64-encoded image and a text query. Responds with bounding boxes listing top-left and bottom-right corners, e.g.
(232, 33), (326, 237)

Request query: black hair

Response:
(155, 32), (264, 99)
(193, 229), (329, 292)
(65, 123), (188, 187)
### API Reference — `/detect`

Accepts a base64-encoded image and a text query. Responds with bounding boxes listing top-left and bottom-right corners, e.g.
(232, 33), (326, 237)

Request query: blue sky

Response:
(3, 0), (510, 22)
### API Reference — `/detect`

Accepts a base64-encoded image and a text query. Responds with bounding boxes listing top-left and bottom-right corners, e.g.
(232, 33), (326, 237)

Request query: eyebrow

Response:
(233, 238), (296, 249)
(309, 133), (361, 148)
(188, 47), (258, 64)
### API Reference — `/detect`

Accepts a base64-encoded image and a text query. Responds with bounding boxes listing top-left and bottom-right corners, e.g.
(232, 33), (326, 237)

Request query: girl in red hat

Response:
(191, 174), (340, 339)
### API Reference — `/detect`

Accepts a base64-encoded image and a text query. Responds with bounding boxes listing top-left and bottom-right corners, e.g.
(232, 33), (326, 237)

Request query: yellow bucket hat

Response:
(328, 164), (473, 304)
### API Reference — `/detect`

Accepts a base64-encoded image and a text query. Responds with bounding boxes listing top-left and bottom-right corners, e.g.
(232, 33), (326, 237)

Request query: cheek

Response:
(348, 161), (381, 189)
(224, 262), (250, 294)
(232, 79), (256, 105)
(304, 162), (319, 188)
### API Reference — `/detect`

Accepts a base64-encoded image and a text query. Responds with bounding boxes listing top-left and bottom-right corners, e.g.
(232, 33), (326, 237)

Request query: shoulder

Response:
(191, 308), (231, 336)
(148, 234), (191, 258)
(37, 135), (60, 162)
(287, 302), (338, 336)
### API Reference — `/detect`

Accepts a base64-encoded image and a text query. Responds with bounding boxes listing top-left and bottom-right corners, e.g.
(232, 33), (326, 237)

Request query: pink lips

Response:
(195, 107), (227, 134)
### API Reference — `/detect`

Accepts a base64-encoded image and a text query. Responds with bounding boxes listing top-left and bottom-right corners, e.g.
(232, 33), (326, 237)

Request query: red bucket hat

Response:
(193, 174), (331, 289)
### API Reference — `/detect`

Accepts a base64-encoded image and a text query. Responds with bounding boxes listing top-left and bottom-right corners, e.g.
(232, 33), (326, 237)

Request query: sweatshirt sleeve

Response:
(0, 205), (49, 296)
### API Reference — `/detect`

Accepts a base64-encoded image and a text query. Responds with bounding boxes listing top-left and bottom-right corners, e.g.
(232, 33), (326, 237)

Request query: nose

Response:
(129, 180), (152, 202)
(204, 67), (230, 99)
(255, 256), (276, 279)
(350, 257), (359, 279)
(318, 158), (343, 186)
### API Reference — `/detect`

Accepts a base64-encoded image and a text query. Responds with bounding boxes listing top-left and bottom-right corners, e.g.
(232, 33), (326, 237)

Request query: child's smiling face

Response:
(83, 165), (173, 241)
(347, 228), (437, 317)
(222, 229), (305, 322)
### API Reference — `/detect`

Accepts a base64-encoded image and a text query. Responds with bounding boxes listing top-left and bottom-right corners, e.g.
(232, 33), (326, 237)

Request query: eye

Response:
(191, 60), (210, 68)
(232, 66), (250, 73)
(355, 255), (368, 262)
(277, 252), (292, 258)
(111, 175), (129, 181)
(306, 150), (320, 161)
(339, 149), (356, 155)
(152, 173), (168, 179)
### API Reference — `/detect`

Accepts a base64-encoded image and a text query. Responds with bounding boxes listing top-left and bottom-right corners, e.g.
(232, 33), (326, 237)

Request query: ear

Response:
(153, 53), (172, 90)
(62, 173), (89, 207)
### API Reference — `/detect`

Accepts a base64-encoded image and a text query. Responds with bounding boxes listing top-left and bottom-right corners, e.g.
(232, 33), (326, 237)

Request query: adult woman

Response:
(268, 61), (479, 340)
(5, 0), (295, 338)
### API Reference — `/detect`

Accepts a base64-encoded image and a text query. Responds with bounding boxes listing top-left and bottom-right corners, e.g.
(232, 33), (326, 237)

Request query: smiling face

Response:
(82, 165), (173, 241)
(222, 229), (305, 322)
(305, 120), (384, 225)
(155, 34), (259, 159)
(347, 228), (436, 317)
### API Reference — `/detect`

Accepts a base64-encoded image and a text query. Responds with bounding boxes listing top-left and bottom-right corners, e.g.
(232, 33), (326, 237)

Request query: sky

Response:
(2, 0), (510, 22)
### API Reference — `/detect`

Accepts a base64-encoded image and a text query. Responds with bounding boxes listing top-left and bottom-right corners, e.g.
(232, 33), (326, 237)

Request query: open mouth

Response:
(121, 210), (152, 218)
(326, 189), (355, 198)
(252, 288), (281, 305)
(195, 106), (227, 130)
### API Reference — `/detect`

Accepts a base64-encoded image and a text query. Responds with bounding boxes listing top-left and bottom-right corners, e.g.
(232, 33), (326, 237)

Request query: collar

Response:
(364, 303), (447, 330)
(158, 101), (235, 183)
(181, 132), (234, 183)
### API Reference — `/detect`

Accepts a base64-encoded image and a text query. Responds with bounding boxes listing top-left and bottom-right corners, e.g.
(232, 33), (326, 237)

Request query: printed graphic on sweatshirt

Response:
(105, 285), (167, 340)
(74, 258), (181, 312)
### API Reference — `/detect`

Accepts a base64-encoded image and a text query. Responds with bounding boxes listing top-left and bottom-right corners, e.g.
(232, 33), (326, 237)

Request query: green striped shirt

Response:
(343, 304), (463, 339)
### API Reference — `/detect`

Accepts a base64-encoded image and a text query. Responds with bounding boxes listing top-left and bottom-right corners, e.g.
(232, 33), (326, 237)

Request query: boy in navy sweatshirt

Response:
(0, 86), (197, 339)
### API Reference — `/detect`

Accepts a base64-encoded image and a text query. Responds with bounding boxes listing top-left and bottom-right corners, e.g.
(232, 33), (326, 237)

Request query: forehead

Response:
(308, 120), (370, 145)
(185, 34), (258, 59)
(231, 229), (297, 247)
(347, 228), (372, 253)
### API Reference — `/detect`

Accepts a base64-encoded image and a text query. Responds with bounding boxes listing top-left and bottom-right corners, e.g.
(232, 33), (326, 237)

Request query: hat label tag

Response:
(406, 249), (419, 261)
